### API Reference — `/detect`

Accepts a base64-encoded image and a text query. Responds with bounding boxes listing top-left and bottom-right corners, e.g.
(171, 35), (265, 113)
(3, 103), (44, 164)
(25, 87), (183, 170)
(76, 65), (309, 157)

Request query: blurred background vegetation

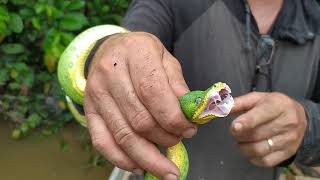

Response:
(0, 0), (129, 139)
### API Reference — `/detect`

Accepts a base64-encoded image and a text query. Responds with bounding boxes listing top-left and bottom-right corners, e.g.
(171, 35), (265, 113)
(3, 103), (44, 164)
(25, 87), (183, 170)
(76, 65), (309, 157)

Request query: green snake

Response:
(58, 25), (234, 180)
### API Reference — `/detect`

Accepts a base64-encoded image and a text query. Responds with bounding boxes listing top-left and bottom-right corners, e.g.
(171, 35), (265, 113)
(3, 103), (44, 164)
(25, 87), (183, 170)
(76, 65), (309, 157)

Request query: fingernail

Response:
(233, 122), (243, 132)
(133, 169), (144, 175)
(183, 128), (197, 138)
(164, 173), (178, 180)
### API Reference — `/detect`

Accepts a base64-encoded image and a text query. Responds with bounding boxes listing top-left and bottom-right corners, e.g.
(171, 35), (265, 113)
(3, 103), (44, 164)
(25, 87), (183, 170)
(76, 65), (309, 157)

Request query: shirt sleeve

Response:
(121, 0), (174, 51)
(295, 67), (320, 166)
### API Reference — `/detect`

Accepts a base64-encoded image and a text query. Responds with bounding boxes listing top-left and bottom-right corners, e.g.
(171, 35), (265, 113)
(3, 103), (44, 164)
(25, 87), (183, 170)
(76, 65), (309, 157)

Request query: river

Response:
(0, 120), (113, 180)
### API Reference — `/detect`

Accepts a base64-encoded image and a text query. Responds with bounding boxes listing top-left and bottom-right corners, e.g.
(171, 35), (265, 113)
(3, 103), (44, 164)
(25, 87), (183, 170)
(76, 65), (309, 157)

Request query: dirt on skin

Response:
(0, 120), (113, 180)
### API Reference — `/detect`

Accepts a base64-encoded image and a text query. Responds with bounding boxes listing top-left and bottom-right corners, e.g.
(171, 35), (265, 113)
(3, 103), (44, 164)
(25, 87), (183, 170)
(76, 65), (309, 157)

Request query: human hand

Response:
(230, 92), (307, 167)
(83, 32), (197, 179)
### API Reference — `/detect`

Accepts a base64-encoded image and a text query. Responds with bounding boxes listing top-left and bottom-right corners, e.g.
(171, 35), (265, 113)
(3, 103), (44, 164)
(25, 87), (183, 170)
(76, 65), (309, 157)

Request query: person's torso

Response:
(170, 0), (320, 179)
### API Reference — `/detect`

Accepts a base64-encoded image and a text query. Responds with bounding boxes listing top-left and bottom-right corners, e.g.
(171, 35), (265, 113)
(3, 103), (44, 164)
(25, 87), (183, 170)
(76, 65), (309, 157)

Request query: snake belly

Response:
(58, 25), (235, 180)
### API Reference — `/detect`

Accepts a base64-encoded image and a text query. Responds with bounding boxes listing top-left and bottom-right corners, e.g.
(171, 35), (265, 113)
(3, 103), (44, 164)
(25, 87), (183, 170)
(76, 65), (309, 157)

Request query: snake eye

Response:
(195, 97), (202, 105)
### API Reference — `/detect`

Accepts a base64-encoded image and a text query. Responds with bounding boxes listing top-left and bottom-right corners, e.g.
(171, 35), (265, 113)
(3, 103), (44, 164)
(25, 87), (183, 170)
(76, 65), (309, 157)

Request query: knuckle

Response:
(91, 88), (110, 103)
(251, 134), (262, 142)
(271, 92), (292, 105)
(86, 79), (102, 96)
(122, 34), (139, 48)
(96, 58), (116, 76)
(130, 110), (155, 132)
(163, 110), (185, 130)
(96, 65), (111, 78)
(171, 58), (183, 71)
(138, 75), (165, 103)
(270, 92), (284, 99)
(95, 53), (126, 76)
(289, 118), (299, 127)
(91, 135), (108, 153)
(114, 125), (135, 146)
(123, 32), (158, 48)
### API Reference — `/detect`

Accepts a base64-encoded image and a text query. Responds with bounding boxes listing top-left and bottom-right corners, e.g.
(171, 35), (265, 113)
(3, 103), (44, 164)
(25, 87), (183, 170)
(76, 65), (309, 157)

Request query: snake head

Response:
(179, 82), (234, 124)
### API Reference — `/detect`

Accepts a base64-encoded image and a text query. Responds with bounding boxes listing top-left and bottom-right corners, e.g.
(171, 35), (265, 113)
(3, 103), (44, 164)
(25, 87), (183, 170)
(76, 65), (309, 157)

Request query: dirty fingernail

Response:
(164, 173), (178, 180)
(133, 169), (144, 175)
(183, 128), (197, 138)
(233, 122), (243, 132)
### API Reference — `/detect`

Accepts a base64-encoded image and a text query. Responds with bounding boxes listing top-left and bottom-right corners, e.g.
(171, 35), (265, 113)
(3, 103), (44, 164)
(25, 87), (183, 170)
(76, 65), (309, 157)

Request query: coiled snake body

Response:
(58, 25), (234, 180)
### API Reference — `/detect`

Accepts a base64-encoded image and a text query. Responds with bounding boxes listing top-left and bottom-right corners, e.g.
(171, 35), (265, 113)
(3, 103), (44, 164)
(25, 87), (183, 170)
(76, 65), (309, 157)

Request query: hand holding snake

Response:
(58, 26), (234, 179)
(58, 25), (307, 180)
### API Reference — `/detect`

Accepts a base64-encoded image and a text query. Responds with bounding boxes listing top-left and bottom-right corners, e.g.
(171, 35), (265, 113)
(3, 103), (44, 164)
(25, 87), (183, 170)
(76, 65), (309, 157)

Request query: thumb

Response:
(231, 92), (267, 114)
(162, 50), (190, 97)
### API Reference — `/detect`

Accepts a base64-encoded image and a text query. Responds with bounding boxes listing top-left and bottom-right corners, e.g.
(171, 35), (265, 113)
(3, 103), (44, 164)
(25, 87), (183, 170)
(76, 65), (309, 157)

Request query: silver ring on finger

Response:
(266, 138), (274, 152)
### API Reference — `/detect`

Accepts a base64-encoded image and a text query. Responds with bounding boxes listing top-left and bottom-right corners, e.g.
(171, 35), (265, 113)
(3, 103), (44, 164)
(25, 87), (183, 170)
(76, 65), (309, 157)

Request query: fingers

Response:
(230, 92), (307, 168)
(84, 96), (140, 173)
(230, 92), (266, 114)
(162, 49), (190, 97)
(231, 114), (290, 142)
(88, 89), (180, 179)
(250, 151), (290, 167)
(128, 40), (196, 138)
(231, 96), (283, 134)
(93, 54), (180, 147)
(238, 133), (289, 158)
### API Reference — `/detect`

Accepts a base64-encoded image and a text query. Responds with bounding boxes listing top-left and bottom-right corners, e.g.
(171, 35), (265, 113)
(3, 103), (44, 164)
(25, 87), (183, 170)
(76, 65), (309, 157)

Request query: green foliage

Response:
(0, 0), (129, 139)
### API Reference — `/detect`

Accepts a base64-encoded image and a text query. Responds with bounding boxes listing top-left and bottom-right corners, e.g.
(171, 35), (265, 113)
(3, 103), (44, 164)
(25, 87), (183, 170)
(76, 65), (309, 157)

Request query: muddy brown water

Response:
(0, 120), (113, 180)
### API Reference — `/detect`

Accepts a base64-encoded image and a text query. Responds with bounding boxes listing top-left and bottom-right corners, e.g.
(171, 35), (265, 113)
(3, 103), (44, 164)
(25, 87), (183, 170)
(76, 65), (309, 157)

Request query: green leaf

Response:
(0, 68), (8, 85)
(0, 0), (8, 4)
(19, 8), (34, 17)
(10, 0), (26, 5)
(102, 5), (111, 13)
(46, 5), (54, 17)
(60, 32), (75, 45)
(1, 43), (25, 54)
(26, 113), (42, 128)
(0, 21), (8, 34)
(8, 13), (23, 33)
(20, 123), (29, 134)
(67, 1), (85, 10)
(35, 3), (45, 14)
(8, 82), (20, 90)
(44, 53), (57, 73)
(59, 12), (88, 31)
(31, 17), (41, 30)
(0, 6), (9, 21)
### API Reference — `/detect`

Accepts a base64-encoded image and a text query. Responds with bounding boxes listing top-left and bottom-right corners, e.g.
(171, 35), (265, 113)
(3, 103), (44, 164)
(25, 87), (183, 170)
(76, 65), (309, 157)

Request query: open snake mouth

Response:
(199, 85), (234, 118)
